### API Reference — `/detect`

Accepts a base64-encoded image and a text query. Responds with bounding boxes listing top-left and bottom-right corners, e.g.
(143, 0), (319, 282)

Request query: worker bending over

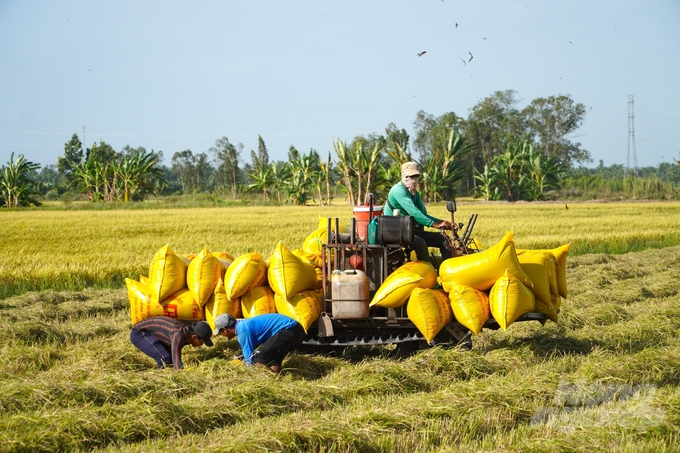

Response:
(213, 313), (305, 373)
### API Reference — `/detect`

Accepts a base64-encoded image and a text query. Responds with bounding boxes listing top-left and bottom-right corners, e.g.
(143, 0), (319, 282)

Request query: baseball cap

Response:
(401, 161), (420, 177)
(192, 321), (214, 347)
(213, 313), (237, 335)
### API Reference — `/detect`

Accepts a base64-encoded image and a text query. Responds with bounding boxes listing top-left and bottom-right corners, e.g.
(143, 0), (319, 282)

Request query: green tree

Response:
(413, 110), (465, 162)
(333, 139), (356, 205)
(473, 164), (500, 201)
(385, 123), (412, 160)
(87, 140), (118, 164)
(525, 144), (564, 200)
(466, 90), (526, 166)
(247, 146), (275, 201)
(113, 149), (165, 202)
(0, 153), (41, 207)
(30, 164), (62, 197)
(210, 137), (242, 199)
(284, 146), (317, 205)
(256, 135), (269, 167)
(420, 130), (476, 202)
(315, 151), (334, 206)
(171, 150), (212, 193)
(57, 133), (84, 183)
(521, 94), (590, 166)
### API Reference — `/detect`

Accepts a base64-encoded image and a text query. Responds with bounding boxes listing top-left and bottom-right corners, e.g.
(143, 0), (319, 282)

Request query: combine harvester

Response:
(303, 195), (550, 353)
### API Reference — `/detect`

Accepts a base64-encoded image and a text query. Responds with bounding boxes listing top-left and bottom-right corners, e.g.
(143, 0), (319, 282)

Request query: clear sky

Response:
(1, 0), (678, 170)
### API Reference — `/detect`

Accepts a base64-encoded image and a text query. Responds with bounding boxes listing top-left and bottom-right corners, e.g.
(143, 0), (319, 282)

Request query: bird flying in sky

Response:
(417, 51), (427, 57)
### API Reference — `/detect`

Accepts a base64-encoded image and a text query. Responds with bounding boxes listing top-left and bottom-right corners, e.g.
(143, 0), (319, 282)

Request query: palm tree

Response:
(246, 162), (274, 201)
(315, 152), (334, 206)
(119, 151), (165, 201)
(333, 139), (355, 206)
(421, 129), (475, 202)
(0, 153), (41, 207)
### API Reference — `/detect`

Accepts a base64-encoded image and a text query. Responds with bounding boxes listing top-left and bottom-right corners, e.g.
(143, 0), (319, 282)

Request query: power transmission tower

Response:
(625, 95), (638, 177)
(82, 123), (87, 155)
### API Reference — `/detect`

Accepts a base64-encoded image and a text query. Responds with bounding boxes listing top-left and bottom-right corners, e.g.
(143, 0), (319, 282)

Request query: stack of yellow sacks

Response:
(125, 218), (343, 332)
(126, 245), (239, 327)
(126, 222), (569, 343)
(369, 231), (569, 343)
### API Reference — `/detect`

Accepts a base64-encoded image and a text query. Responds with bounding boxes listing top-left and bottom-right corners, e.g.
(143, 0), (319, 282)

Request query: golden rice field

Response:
(1, 201), (680, 299)
(1, 201), (680, 452)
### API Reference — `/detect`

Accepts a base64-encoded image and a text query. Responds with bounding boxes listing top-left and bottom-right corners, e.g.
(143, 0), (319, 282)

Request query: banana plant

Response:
(333, 139), (355, 206)
(0, 153), (41, 207)
(420, 129), (475, 202)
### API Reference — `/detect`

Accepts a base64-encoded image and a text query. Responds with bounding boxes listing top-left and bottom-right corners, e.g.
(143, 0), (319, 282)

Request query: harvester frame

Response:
(302, 198), (548, 351)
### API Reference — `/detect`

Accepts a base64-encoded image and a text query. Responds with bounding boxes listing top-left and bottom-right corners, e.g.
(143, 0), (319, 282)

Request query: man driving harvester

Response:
(384, 161), (455, 262)
(213, 313), (305, 373)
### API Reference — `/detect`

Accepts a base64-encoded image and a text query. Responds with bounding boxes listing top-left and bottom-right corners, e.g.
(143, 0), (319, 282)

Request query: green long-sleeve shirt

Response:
(384, 182), (440, 227)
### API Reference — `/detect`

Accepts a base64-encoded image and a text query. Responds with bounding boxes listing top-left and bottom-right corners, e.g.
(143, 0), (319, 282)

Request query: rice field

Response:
(1, 201), (679, 452)
(2, 201), (680, 299)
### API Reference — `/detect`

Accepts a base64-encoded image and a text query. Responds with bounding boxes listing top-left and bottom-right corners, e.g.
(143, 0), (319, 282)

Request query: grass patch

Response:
(0, 243), (678, 451)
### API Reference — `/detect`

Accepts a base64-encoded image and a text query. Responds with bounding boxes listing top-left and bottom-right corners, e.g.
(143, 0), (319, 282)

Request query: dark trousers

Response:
(252, 323), (306, 367)
(412, 228), (453, 262)
(130, 329), (173, 368)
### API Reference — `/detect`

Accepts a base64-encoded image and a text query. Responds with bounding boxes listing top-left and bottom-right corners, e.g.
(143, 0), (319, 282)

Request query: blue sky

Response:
(1, 0), (678, 170)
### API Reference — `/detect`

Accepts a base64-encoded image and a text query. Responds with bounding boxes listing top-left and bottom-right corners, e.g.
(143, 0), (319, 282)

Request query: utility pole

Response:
(625, 95), (638, 177)
(82, 123), (87, 157)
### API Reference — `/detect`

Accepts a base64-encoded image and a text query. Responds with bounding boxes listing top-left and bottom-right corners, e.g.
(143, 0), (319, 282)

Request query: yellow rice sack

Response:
(148, 245), (188, 305)
(187, 246), (223, 307)
(448, 283), (490, 335)
(302, 228), (327, 267)
(533, 296), (558, 323)
(268, 241), (318, 299)
(516, 251), (553, 306)
(161, 289), (204, 322)
(240, 285), (277, 318)
(177, 254), (193, 265)
(548, 244), (570, 298)
(396, 261), (438, 289)
(212, 251), (234, 271)
(370, 270), (423, 308)
(274, 289), (323, 332)
(517, 249), (559, 298)
(438, 231), (533, 292)
(126, 278), (164, 324)
(551, 294), (562, 311)
(407, 288), (452, 343)
(489, 270), (535, 330)
(204, 277), (242, 331)
(224, 251), (268, 300)
(139, 275), (149, 286)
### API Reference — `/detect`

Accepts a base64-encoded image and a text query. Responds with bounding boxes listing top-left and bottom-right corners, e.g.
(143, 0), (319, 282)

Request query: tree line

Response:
(2, 90), (679, 208)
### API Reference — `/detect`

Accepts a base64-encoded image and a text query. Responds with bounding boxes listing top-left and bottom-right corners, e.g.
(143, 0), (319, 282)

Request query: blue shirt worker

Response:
(384, 161), (454, 262)
(130, 317), (214, 369)
(213, 313), (306, 373)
